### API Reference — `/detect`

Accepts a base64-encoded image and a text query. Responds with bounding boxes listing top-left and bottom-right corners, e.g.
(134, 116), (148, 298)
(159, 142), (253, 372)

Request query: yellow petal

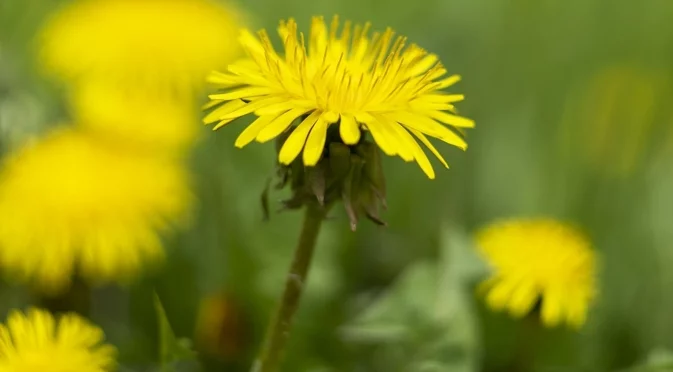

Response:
(485, 278), (520, 311)
(202, 99), (224, 110)
(410, 54), (439, 75)
(256, 100), (312, 116)
(227, 63), (264, 79)
(203, 99), (246, 124)
(302, 116), (329, 166)
(209, 87), (273, 101)
(429, 111), (475, 128)
(279, 111), (320, 165)
(256, 108), (311, 143)
(363, 118), (397, 157)
(565, 296), (589, 329)
(410, 101), (457, 112)
(392, 124), (435, 178)
(323, 111), (339, 123)
(540, 287), (564, 327)
(436, 74), (461, 89)
(206, 71), (241, 86)
(239, 29), (267, 66)
(234, 114), (281, 148)
(309, 16), (328, 58)
(507, 282), (538, 317)
(374, 114), (414, 162)
(394, 112), (467, 150)
(219, 96), (285, 121)
(339, 114), (360, 145)
(419, 94), (465, 103)
(408, 128), (449, 168)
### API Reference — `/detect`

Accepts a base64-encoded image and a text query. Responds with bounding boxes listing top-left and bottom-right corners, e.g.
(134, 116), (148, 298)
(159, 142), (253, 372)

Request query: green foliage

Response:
(342, 226), (486, 371)
(623, 349), (673, 372)
(154, 293), (198, 372)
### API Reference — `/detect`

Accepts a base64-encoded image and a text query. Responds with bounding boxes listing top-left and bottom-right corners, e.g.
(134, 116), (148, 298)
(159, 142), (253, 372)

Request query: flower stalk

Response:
(252, 202), (328, 372)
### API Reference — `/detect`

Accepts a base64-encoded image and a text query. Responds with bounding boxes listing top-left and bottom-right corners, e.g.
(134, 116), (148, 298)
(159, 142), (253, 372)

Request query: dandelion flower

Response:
(205, 16), (474, 179)
(70, 80), (198, 151)
(39, 0), (243, 90)
(0, 308), (116, 371)
(475, 219), (597, 328)
(0, 129), (192, 292)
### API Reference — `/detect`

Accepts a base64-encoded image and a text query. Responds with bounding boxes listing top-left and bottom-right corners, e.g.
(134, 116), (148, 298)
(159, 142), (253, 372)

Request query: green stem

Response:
(252, 203), (327, 372)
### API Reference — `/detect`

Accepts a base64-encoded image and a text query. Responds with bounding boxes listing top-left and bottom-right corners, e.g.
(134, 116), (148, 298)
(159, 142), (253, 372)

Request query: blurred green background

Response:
(2, 0), (673, 371)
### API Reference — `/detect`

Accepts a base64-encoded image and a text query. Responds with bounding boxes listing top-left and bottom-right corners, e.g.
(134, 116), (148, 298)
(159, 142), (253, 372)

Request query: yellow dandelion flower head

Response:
(475, 218), (597, 328)
(0, 129), (192, 292)
(0, 308), (116, 371)
(205, 15), (474, 179)
(39, 0), (243, 90)
(70, 80), (198, 151)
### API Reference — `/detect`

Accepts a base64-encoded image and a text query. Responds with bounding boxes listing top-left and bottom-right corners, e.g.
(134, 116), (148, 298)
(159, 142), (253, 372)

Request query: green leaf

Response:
(341, 224), (485, 372)
(623, 348), (673, 372)
(153, 293), (197, 372)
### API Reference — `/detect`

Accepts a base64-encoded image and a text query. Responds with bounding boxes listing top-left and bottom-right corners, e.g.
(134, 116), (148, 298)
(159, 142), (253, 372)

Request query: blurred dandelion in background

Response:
(69, 80), (199, 152)
(0, 0), (244, 295)
(0, 129), (192, 293)
(37, 0), (245, 152)
(0, 308), (116, 371)
(475, 218), (597, 328)
(205, 15), (473, 179)
(38, 0), (243, 92)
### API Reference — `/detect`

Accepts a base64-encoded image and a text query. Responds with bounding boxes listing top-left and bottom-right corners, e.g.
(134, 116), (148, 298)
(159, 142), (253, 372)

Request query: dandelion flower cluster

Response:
(38, 0), (245, 151)
(205, 16), (474, 178)
(39, 0), (243, 90)
(0, 129), (192, 292)
(0, 308), (116, 371)
(475, 218), (597, 328)
(5, 0), (240, 291)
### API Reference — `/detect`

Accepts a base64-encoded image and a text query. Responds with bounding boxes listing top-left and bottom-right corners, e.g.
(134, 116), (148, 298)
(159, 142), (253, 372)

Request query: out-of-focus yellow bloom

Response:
(39, 0), (242, 91)
(476, 219), (597, 328)
(0, 129), (192, 292)
(0, 308), (116, 371)
(70, 81), (198, 151)
(205, 15), (473, 179)
(559, 64), (667, 176)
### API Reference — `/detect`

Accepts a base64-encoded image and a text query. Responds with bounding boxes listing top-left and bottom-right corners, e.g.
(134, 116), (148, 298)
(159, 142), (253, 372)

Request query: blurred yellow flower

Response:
(0, 308), (116, 371)
(204, 15), (473, 179)
(476, 219), (597, 328)
(70, 80), (198, 151)
(39, 0), (242, 91)
(0, 129), (192, 292)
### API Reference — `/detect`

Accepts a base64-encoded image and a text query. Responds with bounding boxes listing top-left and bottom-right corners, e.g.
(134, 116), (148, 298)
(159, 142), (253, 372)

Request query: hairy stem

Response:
(252, 203), (327, 372)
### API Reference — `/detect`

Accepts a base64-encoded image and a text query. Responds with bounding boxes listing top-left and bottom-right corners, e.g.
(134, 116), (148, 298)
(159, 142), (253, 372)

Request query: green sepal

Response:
(306, 165), (326, 205)
(342, 155), (364, 231)
(358, 141), (387, 209)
